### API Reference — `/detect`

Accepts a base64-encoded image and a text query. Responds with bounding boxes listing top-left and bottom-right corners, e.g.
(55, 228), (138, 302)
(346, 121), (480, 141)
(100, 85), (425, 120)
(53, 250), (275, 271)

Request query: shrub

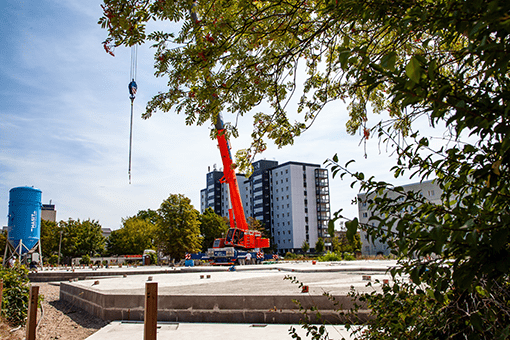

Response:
(343, 252), (356, 261)
(0, 266), (30, 326)
(317, 251), (343, 262)
(284, 252), (302, 260)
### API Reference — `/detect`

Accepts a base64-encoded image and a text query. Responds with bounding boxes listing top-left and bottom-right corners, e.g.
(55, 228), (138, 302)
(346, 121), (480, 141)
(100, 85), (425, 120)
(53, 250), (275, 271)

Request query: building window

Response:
(286, 178), (288, 182)
(283, 231), (285, 234)
(287, 213), (290, 217)
(286, 195), (289, 199)
(363, 212), (368, 218)
(287, 204), (289, 208)
(286, 186), (289, 191)
(286, 169), (288, 174)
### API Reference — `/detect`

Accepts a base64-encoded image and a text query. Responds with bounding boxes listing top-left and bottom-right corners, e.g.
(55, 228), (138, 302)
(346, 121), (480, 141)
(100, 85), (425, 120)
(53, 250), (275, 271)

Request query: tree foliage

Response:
(40, 219), (60, 258)
(107, 211), (157, 255)
(199, 207), (228, 252)
(301, 240), (310, 253)
(314, 238), (325, 253)
(100, 0), (510, 338)
(156, 194), (202, 260)
(59, 219), (106, 258)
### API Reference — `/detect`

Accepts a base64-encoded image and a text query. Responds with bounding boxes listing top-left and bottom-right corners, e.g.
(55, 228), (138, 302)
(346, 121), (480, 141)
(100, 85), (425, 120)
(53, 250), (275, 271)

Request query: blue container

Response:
(7, 186), (42, 254)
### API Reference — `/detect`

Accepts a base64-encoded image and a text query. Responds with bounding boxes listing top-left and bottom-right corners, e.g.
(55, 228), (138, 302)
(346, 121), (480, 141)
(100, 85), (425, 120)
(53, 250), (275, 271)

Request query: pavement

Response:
(85, 321), (360, 340)
(68, 261), (398, 296)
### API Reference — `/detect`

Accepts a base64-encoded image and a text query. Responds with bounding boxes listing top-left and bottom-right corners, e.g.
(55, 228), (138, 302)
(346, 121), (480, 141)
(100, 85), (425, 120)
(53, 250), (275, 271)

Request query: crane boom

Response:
(215, 115), (248, 232)
(214, 115), (269, 250)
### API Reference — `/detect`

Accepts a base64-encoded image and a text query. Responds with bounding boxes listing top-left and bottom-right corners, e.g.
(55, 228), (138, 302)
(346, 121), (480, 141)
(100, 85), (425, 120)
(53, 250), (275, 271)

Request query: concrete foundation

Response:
(58, 261), (398, 325)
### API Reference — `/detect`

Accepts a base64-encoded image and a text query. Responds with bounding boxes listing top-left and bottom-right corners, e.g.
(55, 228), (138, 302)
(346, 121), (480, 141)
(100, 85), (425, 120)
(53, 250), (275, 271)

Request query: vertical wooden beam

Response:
(0, 278), (3, 315)
(26, 285), (39, 340)
(144, 282), (158, 340)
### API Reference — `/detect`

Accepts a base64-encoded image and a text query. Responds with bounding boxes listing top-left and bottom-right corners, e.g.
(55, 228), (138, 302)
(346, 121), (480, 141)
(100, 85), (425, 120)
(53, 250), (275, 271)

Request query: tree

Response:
(315, 238), (325, 254)
(40, 219), (60, 258)
(156, 194), (202, 260)
(301, 240), (310, 254)
(0, 229), (6, 258)
(100, 0), (510, 338)
(199, 207), (228, 252)
(59, 219), (106, 259)
(107, 212), (157, 255)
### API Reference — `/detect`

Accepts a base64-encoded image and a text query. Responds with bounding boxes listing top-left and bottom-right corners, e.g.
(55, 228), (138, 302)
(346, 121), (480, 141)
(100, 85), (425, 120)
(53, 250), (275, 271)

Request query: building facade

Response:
(200, 160), (331, 254)
(41, 203), (57, 222)
(358, 179), (442, 256)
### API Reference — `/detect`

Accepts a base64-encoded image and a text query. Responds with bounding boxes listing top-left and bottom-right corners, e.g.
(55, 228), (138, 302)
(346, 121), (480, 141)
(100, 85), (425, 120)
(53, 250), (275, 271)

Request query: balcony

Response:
(316, 188), (329, 195)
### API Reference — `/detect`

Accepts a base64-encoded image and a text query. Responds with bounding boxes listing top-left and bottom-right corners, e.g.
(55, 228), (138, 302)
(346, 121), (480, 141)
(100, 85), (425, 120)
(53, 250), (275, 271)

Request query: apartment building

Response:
(200, 160), (331, 254)
(358, 179), (442, 256)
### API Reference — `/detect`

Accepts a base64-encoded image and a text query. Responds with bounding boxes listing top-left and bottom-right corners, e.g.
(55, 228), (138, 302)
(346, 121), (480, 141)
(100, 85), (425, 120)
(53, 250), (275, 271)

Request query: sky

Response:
(0, 1), (429, 231)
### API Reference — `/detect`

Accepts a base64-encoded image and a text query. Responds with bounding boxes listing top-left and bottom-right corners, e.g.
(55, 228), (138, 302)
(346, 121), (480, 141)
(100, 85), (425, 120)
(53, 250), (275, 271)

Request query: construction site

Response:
(27, 259), (399, 339)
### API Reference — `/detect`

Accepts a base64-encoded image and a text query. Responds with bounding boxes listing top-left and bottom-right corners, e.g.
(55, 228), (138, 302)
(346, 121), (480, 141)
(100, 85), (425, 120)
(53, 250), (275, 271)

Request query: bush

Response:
(343, 252), (356, 261)
(284, 252), (304, 260)
(317, 251), (343, 262)
(0, 266), (30, 326)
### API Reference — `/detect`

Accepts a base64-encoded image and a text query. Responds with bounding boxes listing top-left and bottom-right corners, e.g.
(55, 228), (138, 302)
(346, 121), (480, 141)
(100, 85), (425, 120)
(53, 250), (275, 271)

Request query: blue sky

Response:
(1, 1), (424, 230)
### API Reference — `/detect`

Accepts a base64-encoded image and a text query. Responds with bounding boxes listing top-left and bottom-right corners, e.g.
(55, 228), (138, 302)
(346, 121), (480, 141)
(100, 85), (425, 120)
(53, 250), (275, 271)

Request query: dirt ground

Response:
(2, 282), (108, 340)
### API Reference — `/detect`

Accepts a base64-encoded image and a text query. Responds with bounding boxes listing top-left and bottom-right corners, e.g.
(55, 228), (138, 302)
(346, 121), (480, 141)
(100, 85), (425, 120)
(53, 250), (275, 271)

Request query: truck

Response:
(205, 115), (270, 265)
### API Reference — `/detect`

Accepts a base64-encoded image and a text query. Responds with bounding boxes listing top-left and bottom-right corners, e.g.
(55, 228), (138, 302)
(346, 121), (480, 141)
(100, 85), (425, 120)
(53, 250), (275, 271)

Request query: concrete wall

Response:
(60, 282), (369, 324)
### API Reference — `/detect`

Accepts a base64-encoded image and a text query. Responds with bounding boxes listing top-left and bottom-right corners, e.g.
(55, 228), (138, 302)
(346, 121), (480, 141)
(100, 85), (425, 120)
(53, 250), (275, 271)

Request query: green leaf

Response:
(380, 51), (397, 71)
(406, 56), (422, 84)
(345, 218), (358, 242)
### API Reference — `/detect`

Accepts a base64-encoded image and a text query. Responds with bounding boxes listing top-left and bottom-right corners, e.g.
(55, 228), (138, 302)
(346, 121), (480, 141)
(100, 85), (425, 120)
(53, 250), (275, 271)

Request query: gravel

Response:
(5, 282), (108, 340)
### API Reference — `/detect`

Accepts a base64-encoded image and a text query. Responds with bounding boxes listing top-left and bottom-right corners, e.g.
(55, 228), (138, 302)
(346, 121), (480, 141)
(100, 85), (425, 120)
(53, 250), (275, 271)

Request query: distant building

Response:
(200, 160), (331, 254)
(358, 179), (442, 256)
(41, 203), (57, 222)
(101, 228), (112, 239)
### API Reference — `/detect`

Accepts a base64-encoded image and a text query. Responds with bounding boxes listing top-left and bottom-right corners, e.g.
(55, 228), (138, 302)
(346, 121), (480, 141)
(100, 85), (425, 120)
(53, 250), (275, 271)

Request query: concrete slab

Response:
(31, 260), (398, 282)
(85, 321), (359, 340)
(59, 260), (400, 324)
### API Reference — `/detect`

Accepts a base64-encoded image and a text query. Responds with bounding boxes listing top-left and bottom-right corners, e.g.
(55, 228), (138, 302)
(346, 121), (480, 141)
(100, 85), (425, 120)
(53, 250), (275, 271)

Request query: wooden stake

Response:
(144, 282), (158, 340)
(0, 279), (3, 315)
(26, 285), (39, 340)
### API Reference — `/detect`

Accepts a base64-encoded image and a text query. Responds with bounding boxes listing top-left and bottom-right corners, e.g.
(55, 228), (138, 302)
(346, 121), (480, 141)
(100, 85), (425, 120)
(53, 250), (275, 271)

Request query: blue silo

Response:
(7, 186), (42, 254)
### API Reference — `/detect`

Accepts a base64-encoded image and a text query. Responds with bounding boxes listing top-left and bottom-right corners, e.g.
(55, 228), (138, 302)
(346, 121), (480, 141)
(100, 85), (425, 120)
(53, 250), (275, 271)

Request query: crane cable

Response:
(128, 44), (138, 184)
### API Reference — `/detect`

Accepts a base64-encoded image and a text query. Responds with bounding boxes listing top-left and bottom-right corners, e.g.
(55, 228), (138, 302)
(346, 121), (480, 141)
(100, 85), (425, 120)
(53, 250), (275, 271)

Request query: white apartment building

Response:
(200, 160), (331, 254)
(358, 179), (442, 256)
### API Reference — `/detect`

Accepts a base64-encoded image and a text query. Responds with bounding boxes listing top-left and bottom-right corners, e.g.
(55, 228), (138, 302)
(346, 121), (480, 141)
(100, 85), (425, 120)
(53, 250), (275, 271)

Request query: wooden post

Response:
(144, 282), (158, 340)
(0, 278), (3, 315)
(26, 285), (39, 340)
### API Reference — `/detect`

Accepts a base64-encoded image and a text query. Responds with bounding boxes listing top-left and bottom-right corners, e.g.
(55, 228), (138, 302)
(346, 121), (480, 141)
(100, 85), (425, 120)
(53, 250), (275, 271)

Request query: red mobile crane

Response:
(206, 116), (270, 264)
(188, 4), (268, 264)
